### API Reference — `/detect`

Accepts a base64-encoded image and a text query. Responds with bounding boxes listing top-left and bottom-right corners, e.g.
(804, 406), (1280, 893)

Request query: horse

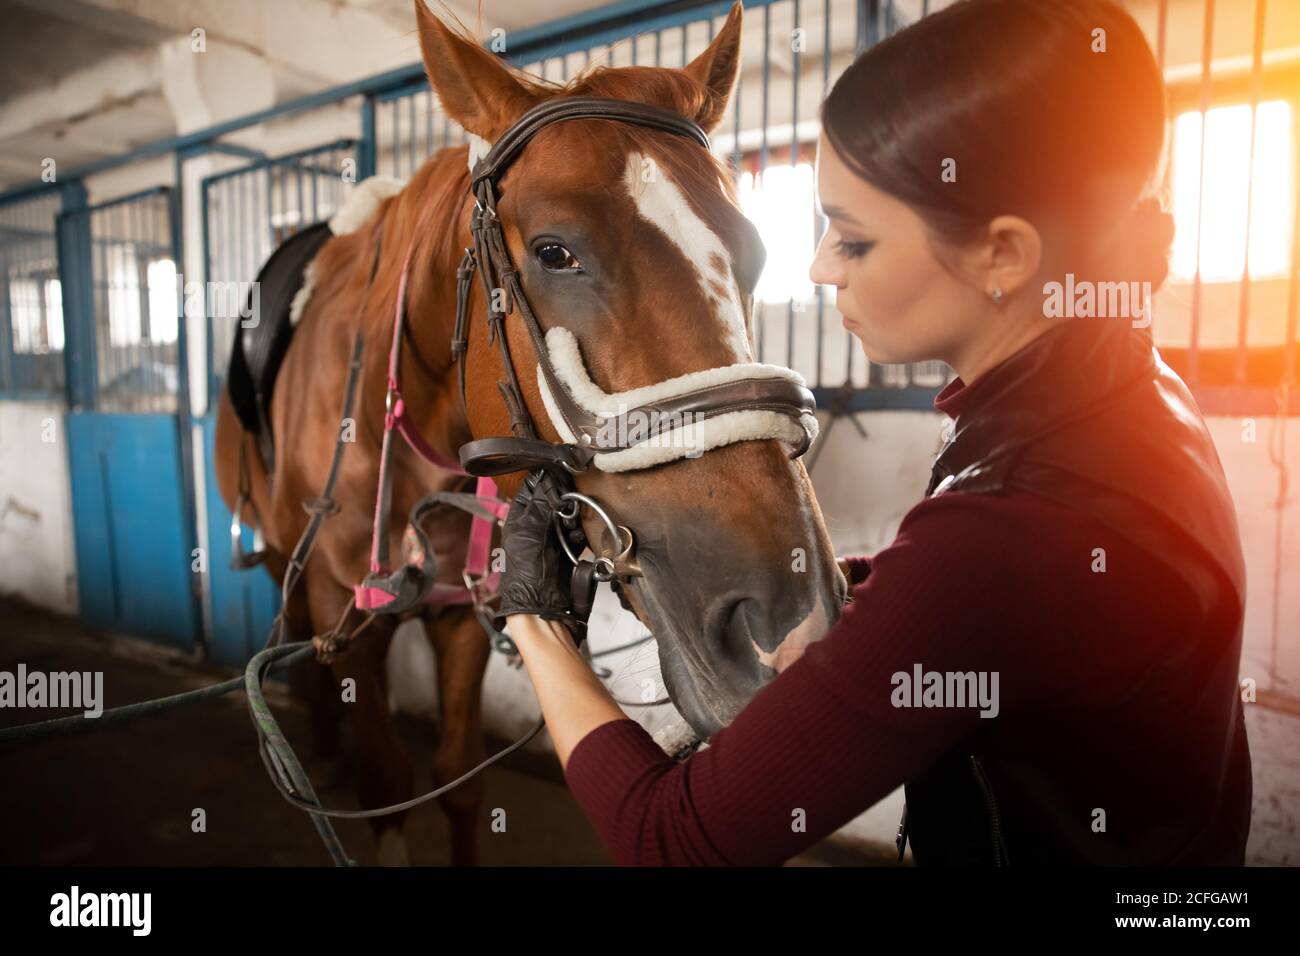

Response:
(213, 0), (847, 866)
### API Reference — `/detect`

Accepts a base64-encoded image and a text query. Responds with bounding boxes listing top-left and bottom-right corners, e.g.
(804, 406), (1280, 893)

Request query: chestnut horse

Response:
(214, 1), (846, 866)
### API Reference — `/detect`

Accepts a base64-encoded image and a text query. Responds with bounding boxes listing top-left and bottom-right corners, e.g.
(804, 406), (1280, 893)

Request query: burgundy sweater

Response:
(562, 381), (1211, 866)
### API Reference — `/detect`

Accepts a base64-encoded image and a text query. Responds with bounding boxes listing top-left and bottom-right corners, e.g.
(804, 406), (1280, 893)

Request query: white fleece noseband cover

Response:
(535, 326), (819, 473)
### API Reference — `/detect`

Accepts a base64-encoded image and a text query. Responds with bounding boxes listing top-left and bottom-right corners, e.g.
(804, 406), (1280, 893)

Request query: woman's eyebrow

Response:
(820, 203), (862, 226)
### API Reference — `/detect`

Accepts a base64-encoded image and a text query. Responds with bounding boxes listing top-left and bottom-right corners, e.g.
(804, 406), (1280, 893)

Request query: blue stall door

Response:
(66, 412), (200, 649)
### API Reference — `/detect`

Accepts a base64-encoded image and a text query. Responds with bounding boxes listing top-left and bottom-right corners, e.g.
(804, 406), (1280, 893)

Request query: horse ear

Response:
(413, 1), (538, 140)
(681, 1), (744, 133)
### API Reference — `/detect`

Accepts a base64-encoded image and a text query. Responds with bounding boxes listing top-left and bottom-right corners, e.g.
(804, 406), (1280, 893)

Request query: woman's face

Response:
(810, 132), (987, 367)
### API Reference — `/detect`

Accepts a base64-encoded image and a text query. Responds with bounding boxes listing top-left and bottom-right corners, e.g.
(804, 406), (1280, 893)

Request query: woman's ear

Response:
(981, 215), (1043, 301)
(414, 0), (539, 141)
(681, 2), (744, 132)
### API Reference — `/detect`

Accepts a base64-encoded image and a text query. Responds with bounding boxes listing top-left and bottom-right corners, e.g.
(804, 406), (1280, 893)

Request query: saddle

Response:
(226, 221), (334, 477)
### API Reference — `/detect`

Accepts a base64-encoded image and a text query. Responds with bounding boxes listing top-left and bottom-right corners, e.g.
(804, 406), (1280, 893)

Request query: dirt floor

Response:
(0, 599), (868, 867)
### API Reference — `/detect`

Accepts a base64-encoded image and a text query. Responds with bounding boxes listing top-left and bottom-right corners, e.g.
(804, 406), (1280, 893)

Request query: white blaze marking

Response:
(752, 597), (829, 673)
(624, 152), (751, 361)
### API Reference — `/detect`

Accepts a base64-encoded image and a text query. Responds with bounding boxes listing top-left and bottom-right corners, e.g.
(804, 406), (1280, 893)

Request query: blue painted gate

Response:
(200, 142), (357, 666)
(58, 187), (201, 649)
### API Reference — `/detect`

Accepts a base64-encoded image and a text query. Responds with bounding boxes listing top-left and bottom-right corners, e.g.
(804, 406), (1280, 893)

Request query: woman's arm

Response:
(506, 614), (629, 767)
(531, 494), (1033, 866)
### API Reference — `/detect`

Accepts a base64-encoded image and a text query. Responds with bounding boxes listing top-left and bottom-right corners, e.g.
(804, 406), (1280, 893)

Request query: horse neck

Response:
(361, 175), (474, 471)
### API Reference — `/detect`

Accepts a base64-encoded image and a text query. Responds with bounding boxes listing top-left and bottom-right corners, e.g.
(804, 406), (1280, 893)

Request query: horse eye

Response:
(536, 243), (580, 272)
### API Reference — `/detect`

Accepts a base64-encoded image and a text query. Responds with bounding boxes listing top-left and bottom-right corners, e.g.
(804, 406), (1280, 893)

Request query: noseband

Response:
(450, 96), (819, 480)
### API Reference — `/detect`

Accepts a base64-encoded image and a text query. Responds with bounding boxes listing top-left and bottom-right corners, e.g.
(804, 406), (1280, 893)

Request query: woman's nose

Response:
(809, 234), (845, 289)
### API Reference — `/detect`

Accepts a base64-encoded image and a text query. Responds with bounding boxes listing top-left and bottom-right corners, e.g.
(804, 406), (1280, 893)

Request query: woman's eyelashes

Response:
(835, 238), (875, 260)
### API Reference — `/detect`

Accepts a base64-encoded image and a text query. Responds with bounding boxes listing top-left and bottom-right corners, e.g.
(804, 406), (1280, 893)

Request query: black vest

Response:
(901, 317), (1252, 865)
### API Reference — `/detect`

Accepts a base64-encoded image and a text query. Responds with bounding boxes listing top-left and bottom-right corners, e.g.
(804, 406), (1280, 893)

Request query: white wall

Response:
(0, 400), (78, 615)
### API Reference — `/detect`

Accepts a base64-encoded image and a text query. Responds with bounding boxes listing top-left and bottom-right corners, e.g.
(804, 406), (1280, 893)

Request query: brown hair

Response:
(821, 0), (1176, 288)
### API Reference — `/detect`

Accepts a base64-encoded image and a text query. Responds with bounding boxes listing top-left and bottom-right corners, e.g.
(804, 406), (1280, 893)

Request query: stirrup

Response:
(230, 492), (268, 569)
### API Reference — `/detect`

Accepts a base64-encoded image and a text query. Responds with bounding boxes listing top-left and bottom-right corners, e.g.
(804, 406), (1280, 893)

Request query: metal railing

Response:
(202, 140), (358, 400)
(0, 194), (64, 397)
(0, 0), (1293, 417)
(56, 187), (178, 413)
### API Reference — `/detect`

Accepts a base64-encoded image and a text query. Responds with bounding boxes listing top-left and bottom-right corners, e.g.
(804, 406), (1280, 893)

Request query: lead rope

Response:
(248, 327), (368, 867)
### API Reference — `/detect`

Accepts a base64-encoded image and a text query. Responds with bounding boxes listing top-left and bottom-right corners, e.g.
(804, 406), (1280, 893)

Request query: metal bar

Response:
(1235, 0), (1267, 386)
(816, 0), (829, 389)
(757, 3), (771, 363)
(789, 0), (801, 372)
(55, 183), (93, 408)
(264, 164), (275, 269)
(1286, 118), (1300, 387)
(167, 157), (204, 648)
(359, 95), (377, 181)
(408, 89), (417, 175)
(201, 176), (215, 407)
(200, 139), (356, 188)
(0, 218), (12, 393)
(311, 155), (320, 226)
(1188, 0), (1216, 388)
(205, 142), (266, 162)
(133, 201), (151, 386)
(296, 159), (306, 234)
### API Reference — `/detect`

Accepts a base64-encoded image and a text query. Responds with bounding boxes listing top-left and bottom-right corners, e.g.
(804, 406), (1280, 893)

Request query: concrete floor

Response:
(0, 599), (861, 866)
(6, 597), (1292, 866)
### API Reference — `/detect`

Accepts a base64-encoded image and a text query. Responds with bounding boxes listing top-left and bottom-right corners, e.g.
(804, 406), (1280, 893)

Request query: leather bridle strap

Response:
(451, 95), (819, 478)
(469, 96), (711, 189)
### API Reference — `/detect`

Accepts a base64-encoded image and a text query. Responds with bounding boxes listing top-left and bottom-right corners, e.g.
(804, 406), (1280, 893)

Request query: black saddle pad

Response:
(227, 221), (333, 474)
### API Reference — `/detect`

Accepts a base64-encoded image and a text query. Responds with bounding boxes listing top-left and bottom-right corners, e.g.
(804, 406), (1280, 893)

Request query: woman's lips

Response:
(841, 314), (858, 329)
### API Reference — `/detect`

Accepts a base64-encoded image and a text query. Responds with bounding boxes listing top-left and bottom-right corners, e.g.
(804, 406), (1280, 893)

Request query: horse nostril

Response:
(720, 597), (772, 658)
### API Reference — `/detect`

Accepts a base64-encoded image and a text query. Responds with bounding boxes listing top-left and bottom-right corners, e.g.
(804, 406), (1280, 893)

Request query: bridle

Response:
(445, 95), (820, 581)
(239, 97), (824, 856)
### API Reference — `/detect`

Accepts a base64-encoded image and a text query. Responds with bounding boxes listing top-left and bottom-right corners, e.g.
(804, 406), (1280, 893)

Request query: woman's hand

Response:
(494, 470), (588, 643)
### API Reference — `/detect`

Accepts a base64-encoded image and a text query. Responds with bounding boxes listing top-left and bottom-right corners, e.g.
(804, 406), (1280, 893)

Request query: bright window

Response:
(147, 258), (178, 344)
(106, 244), (141, 346)
(107, 249), (178, 345)
(1171, 100), (1293, 281)
(737, 162), (817, 304)
(45, 279), (63, 351)
(8, 275), (63, 353)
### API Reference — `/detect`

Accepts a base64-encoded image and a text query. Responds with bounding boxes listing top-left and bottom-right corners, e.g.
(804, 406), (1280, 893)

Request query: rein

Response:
(351, 245), (516, 656)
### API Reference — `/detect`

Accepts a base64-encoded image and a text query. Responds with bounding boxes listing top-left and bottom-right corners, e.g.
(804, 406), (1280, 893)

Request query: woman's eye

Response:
(835, 239), (874, 260)
(536, 243), (581, 272)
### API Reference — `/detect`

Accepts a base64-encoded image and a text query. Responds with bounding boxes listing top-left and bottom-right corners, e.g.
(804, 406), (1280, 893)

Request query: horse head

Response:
(414, 1), (847, 739)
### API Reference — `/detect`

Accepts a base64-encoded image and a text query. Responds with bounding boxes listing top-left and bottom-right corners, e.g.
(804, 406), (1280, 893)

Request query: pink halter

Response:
(353, 251), (508, 612)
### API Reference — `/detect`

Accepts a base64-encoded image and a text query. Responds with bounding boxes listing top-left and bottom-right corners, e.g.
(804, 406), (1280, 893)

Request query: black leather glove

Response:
(493, 469), (590, 644)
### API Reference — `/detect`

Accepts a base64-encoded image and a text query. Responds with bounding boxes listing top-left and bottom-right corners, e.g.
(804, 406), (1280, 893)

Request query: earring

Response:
(990, 287), (1004, 304)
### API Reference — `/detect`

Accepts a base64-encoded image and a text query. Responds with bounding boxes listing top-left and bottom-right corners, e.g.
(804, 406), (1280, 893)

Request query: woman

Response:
(495, 0), (1252, 865)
